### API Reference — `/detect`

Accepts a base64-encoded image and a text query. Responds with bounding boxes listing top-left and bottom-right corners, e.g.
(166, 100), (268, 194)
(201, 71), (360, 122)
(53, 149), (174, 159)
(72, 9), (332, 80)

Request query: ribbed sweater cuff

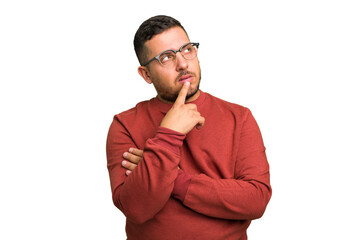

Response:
(172, 169), (191, 202)
(152, 127), (186, 155)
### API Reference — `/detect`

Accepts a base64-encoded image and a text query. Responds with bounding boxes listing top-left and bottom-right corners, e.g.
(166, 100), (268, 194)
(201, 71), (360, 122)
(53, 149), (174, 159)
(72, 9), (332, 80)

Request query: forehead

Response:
(145, 26), (190, 57)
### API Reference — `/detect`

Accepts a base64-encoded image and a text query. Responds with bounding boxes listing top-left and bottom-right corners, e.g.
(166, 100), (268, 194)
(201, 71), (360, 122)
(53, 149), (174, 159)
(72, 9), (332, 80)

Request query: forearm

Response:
(117, 131), (183, 223)
(173, 168), (271, 220)
(172, 109), (272, 220)
(108, 126), (185, 224)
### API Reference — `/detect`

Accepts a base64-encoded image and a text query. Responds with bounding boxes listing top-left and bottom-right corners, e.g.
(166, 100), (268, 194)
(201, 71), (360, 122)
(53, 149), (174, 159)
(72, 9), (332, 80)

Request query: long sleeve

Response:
(106, 93), (271, 239)
(172, 108), (271, 220)
(106, 115), (185, 224)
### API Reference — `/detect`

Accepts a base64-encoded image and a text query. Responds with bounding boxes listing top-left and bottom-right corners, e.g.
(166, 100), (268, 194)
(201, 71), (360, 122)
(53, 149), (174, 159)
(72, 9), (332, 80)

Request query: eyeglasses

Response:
(142, 42), (199, 67)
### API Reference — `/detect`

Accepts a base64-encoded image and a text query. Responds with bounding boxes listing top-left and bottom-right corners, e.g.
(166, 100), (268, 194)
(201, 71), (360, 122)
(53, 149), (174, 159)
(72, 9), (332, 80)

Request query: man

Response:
(106, 15), (271, 239)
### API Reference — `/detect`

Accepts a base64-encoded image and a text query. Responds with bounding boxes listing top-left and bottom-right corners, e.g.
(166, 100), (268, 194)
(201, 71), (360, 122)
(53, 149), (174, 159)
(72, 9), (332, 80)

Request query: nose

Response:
(175, 52), (188, 71)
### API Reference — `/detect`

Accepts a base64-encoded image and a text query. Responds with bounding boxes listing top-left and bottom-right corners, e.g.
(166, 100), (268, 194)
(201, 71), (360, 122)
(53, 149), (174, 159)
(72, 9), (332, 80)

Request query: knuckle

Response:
(128, 162), (136, 170)
(133, 157), (141, 164)
(188, 103), (197, 109)
(127, 154), (137, 163)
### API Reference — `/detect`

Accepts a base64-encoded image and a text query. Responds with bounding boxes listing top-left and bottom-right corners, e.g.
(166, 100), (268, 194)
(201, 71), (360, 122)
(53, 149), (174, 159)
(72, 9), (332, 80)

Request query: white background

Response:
(1, 0), (359, 239)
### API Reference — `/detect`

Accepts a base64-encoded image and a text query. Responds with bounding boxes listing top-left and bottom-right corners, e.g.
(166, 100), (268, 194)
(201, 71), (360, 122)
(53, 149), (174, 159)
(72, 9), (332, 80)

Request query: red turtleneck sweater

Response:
(106, 91), (271, 240)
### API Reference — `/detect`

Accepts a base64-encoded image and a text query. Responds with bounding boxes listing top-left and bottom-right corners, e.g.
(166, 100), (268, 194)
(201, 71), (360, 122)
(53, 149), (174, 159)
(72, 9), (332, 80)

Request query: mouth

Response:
(178, 74), (193, 83)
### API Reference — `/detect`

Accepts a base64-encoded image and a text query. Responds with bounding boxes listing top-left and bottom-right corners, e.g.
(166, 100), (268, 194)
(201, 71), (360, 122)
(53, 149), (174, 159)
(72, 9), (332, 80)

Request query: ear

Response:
(138, 66), (152, 84)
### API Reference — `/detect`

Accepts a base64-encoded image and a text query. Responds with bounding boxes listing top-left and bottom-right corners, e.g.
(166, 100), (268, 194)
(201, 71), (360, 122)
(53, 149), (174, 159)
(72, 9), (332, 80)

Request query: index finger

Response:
(174, 81), (190, 106)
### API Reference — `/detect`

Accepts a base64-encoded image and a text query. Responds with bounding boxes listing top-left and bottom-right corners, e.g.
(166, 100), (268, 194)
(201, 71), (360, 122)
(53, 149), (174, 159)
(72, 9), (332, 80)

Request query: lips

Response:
(178, 74), (193, 83)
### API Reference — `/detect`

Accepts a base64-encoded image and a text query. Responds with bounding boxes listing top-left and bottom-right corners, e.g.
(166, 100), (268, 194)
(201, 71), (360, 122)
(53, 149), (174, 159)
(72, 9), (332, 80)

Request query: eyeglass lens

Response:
(159, 43), (197, 66)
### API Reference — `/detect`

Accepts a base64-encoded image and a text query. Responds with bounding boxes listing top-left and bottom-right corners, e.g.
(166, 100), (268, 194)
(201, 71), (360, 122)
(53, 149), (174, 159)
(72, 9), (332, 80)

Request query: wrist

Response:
(151, 127), (186, 155)
(172, 169), (191, 202)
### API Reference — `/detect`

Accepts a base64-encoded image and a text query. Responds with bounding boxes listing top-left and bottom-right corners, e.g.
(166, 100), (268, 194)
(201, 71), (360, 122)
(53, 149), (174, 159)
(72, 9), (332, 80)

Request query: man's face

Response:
(139, 27), (201, 103)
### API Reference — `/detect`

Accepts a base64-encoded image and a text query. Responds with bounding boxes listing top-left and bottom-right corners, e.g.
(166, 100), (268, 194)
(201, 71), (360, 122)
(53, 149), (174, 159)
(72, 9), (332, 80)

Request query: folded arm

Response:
(174, 109), (271, 220)
(174, 152), (271, 220)
(123, 109), (271, 220)
(106, 120), (184, 224)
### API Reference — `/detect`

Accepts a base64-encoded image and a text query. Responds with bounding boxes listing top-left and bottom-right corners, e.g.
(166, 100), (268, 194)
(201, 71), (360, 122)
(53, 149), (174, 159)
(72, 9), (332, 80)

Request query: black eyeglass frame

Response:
(142, 42), (200, 66)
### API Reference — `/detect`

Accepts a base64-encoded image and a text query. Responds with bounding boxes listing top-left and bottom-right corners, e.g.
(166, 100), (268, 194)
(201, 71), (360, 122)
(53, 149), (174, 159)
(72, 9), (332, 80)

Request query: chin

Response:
(185, 85), (200, 100)
(158, 74), (201, 103)
(159, 83), (200, 103)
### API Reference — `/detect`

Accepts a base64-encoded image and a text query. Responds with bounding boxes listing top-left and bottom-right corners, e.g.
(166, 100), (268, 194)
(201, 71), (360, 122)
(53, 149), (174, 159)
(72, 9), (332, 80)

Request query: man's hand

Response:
(122, 148), (143, 175)
(160, 82), (205, 134)
(122, 148), (180, 176)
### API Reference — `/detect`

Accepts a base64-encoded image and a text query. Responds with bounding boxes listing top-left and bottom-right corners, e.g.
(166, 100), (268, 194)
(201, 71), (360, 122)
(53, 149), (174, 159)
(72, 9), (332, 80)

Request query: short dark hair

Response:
(134, 15), (188, 66)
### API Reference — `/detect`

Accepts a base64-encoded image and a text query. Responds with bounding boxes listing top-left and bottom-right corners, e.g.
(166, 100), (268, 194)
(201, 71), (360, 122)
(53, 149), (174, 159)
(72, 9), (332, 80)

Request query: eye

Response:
(160, 52), (175, 64)
(182, 45), (193, 55)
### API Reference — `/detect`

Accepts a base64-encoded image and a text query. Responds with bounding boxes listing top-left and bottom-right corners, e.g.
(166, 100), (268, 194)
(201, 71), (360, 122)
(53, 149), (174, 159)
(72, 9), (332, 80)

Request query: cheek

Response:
(152, 69), (176, 84)
(151, 72), (174, 91)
